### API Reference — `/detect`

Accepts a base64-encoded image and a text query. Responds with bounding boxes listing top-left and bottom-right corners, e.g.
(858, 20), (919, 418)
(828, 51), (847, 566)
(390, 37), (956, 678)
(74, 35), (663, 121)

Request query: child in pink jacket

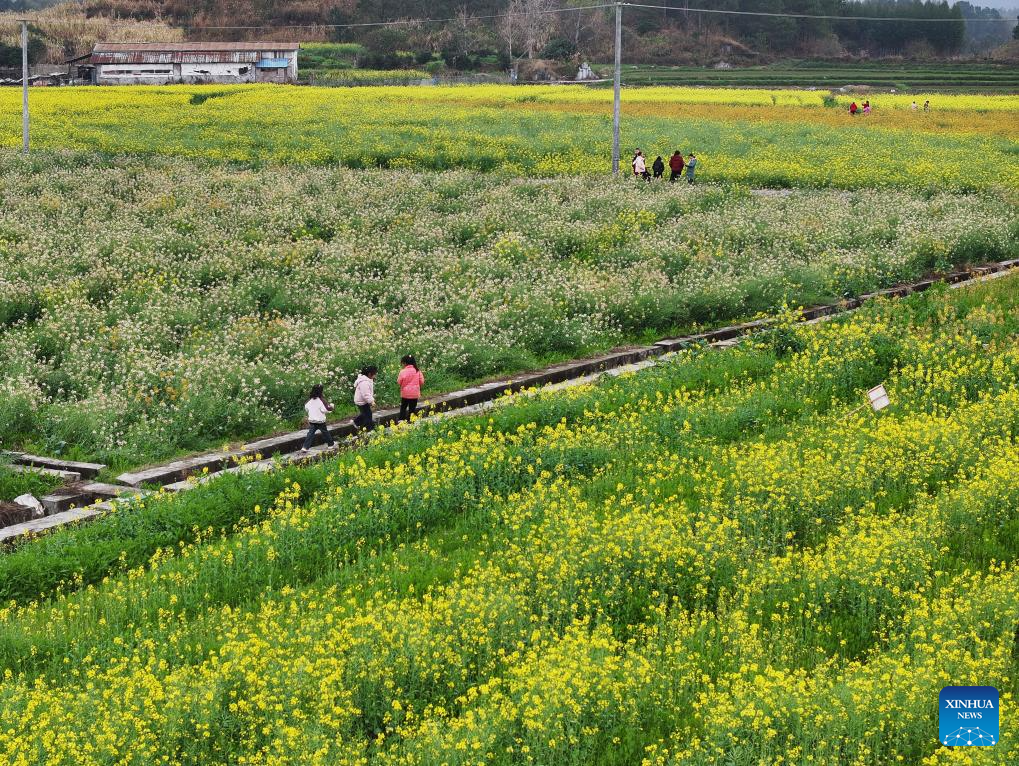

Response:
(397, 355), (425, 422)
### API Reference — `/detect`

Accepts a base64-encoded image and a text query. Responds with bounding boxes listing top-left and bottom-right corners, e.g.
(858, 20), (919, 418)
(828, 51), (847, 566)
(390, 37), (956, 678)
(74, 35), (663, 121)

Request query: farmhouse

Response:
(78, 42), (299, 85)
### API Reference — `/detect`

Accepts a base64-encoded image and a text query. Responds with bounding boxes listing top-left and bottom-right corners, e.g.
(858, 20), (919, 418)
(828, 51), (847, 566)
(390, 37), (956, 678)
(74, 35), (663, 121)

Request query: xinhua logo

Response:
(939, 686), (999, 747)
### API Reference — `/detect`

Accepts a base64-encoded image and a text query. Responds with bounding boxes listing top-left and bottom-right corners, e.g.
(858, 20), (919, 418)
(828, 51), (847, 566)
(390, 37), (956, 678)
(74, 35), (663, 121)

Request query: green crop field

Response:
(612, 61), (1019, 91)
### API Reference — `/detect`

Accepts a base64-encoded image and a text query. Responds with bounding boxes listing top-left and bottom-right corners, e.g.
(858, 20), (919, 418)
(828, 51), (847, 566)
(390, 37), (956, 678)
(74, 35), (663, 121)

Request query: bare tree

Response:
(512, 0), (557, 59)
(561, 0), (608, 52)
(500, 0), (525, 60)
(450, 5), (487, 61)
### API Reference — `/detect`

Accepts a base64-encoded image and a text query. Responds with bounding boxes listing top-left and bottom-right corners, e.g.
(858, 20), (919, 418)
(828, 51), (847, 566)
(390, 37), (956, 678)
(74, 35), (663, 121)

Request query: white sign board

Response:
(867, 384), (890, 412)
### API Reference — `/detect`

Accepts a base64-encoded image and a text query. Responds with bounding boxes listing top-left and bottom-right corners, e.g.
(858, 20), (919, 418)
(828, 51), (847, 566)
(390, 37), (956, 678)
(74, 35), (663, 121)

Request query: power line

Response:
(625, 2), (1002, 23)
(8, 0), (1001, 31)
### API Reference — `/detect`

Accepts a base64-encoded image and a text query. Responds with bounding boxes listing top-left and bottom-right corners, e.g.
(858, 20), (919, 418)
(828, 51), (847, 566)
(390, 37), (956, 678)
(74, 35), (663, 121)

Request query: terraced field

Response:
(615, 61), (1019, 91)
(0, 272), (1017, 764)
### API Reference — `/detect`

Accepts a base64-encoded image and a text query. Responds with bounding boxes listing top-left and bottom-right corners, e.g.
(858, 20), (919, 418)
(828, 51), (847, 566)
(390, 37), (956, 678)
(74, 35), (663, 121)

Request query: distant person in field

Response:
(397, 355), (425, 422)
(669, 150), (684, 182)
(353, 365), (378, 432)
(849, 101), (858, 116)
(863, 101), (871, 115)
(633, 151), (649, 181)
(910, 100), (918, 111)
(631, 150), (641, 177)
(685, 153), (698, 184)
(923, 99), (930, 112)
(301, 384), (335, 452)
(652, 155), (665, 179)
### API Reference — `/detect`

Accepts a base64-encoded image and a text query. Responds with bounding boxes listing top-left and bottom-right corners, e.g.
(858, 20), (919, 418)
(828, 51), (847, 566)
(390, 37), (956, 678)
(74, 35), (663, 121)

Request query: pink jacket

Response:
(398, 365), (424, 399)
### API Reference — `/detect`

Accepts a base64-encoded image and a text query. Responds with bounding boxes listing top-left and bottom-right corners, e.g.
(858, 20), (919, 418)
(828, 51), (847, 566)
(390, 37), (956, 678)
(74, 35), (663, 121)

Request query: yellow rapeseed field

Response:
(0, 84), (1015, 188)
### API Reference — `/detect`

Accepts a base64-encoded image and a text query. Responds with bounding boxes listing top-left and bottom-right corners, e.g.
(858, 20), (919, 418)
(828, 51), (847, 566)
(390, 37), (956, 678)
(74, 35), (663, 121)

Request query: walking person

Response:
(652, 155), (665, 180)
(631, 149), (640, 178)
(633, 150), (649, 181)
(669, 150), (684, 182)
(685, 153), (698, 184)
(397, 355), (425, 422)
(353, 365), (378, 432)
(301, 384), (335, 452)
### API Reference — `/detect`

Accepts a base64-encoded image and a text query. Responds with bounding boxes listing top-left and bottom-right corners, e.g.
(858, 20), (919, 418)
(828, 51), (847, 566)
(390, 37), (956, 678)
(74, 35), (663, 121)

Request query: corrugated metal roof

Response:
(89, 41), (297, 66)
(93, 42), (299, 53)
(92, 51), (262, 64)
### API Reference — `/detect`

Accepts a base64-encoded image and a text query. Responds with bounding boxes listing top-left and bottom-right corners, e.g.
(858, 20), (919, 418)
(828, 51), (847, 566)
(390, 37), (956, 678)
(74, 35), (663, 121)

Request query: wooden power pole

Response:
(612, 3), (622, 176)
(21, 20), (29, 154)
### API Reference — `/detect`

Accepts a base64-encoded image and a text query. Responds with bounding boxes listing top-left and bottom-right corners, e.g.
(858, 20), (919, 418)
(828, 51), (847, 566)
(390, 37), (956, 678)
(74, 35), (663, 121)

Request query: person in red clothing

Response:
(849, 101), (858, 116)
(668, 151), (685, 182)
(397, 355), (425, 422)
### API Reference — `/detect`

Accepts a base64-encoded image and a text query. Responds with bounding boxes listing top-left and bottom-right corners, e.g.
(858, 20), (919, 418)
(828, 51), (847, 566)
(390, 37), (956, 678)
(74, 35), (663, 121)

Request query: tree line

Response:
(5, 1), (1014, 64)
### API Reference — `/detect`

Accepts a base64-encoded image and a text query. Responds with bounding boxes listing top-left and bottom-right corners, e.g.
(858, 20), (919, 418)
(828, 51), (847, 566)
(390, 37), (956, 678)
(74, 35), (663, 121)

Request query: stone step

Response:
(162, 458), (276, 492)
(6, 464), (81, 482)
(40, 482), (138, 514)
(10, 453), (106, 479)
(0, 507), (108, 545)
(117, 451), (250, 489)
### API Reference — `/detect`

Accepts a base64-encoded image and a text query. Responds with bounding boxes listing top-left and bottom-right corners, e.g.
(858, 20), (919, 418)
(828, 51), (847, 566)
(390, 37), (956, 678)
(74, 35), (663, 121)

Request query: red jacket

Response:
(669, 154), (684, 172)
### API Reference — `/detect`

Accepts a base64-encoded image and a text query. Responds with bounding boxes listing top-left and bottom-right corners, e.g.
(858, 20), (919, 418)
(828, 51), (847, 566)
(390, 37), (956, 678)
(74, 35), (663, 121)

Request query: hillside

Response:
(3, 0), (1015, 66)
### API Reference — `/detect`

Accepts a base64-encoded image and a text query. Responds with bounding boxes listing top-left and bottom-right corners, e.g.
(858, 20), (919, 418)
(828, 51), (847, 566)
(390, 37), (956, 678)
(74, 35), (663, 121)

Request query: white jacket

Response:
(353, 374), (375, 406)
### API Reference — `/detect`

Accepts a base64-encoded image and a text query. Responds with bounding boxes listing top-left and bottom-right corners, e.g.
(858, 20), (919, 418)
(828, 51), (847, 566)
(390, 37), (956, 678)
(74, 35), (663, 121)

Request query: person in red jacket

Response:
(668, 151), (685, 182)
(849, 101), (858, 116)
(397, 355), (425, 422)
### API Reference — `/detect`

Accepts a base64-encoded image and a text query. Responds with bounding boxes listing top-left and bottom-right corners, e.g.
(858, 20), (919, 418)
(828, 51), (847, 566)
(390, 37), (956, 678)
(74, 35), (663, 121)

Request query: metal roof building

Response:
(80, 42), (300, 85)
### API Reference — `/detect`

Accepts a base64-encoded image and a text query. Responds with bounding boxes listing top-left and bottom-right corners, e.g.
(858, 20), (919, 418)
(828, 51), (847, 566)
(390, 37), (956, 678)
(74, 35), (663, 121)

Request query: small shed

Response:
(83, 42), (300, 85)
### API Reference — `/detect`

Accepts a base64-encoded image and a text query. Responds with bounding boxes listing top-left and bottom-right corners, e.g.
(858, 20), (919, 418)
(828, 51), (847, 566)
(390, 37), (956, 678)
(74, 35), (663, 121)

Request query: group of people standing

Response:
(300, 355), (425, 451)
(632, 149), (697, 183)
(849, 99), (930, 117)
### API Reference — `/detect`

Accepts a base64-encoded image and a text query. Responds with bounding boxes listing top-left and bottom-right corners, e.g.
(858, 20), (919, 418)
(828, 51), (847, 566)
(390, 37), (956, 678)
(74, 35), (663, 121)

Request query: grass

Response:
(0, 463), (60, 504)
(297, 42), (365, 71)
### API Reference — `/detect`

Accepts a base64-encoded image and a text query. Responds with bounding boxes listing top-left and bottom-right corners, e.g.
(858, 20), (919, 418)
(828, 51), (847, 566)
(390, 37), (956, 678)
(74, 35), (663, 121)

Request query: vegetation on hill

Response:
(1, 1), (1016, 67)
(0, 2), (180, 64)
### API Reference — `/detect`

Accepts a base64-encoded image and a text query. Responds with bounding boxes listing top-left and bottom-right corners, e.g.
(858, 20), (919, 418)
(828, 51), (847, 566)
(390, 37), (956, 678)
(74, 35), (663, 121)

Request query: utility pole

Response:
(612, 2), (622, 176)
(21, 20), (29, 154)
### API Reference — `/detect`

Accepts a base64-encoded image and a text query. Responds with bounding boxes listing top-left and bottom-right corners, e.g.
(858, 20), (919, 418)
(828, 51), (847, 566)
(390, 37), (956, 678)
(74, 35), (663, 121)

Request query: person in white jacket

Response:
(300, 384), (335, 451)
(353, 365), (378, 431)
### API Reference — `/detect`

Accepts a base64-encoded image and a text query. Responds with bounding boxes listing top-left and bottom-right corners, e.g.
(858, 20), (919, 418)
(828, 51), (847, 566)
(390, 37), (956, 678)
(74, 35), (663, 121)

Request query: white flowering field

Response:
(0, 153), (1015, 467)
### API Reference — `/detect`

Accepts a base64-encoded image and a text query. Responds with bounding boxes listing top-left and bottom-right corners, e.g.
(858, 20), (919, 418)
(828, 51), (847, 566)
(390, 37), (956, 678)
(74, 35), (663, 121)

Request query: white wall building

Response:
(84, 42), (299, 85)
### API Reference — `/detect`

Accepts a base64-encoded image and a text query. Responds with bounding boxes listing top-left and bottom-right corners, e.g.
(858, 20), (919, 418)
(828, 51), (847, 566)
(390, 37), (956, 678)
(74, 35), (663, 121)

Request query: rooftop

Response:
(93, 42), (300, 53)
